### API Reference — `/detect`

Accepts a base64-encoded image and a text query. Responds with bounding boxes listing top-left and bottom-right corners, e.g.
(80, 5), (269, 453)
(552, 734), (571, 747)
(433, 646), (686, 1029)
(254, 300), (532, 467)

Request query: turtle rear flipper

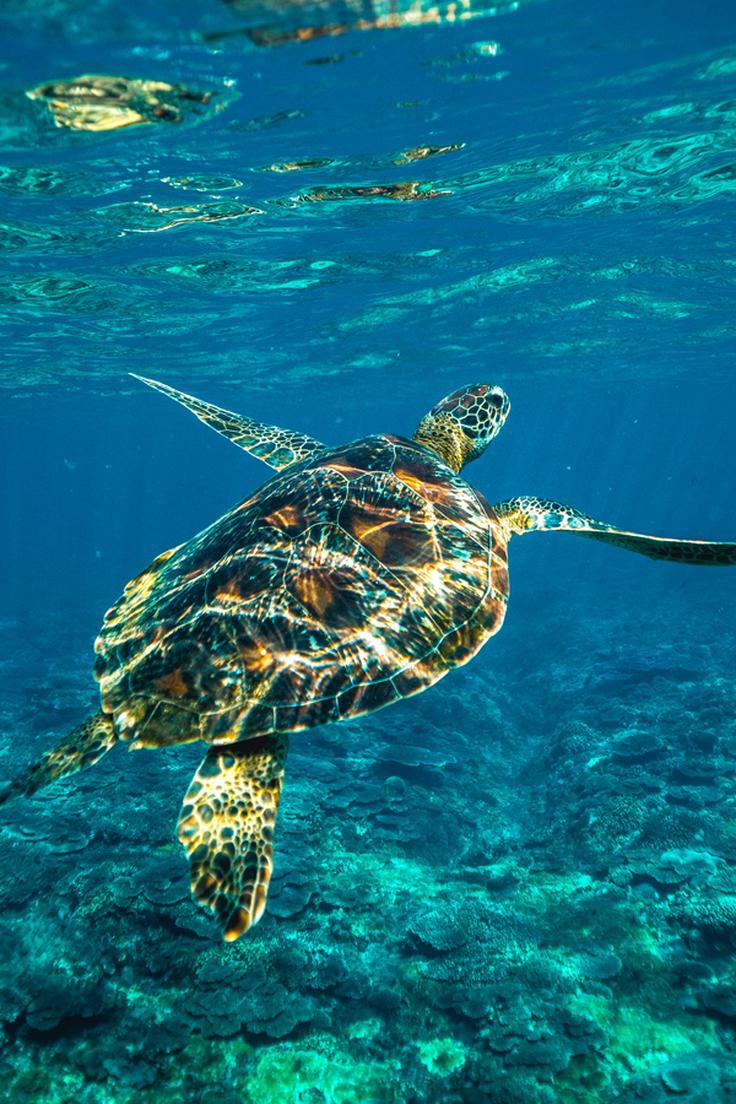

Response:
(0, 711), (117, 806)
(177, 734), (288, 941)
(495, 496), (736, 566)
(131, 374), (326, 472)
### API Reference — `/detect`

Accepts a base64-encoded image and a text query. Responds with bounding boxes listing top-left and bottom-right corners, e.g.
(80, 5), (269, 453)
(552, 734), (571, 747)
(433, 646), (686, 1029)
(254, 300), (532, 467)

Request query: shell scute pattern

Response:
(95, 435), (509, 748)
(338, 479), (438, 570)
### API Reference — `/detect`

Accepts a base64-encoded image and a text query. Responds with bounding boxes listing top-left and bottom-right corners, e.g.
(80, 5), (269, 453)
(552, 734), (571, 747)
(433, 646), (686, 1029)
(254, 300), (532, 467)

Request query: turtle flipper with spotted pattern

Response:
(1, 380), (734, 940)
(0, 712), (117, 805)
(178, 735), (288, 941)
(496, 497), (736, 565)
(131, 374), (326, 471)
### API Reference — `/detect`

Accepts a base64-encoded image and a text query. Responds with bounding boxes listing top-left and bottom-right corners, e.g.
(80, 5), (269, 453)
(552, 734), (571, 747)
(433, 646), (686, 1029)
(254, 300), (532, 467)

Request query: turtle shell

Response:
(94, 435), (509, 747)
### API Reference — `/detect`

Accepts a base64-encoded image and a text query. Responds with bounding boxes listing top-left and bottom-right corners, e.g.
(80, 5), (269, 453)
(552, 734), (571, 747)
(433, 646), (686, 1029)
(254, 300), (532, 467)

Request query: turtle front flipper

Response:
(131, 374), (326, 472)
(177, 734), (288, 940)
(0, 711), (117, 806)
(494, 496), (736, 566)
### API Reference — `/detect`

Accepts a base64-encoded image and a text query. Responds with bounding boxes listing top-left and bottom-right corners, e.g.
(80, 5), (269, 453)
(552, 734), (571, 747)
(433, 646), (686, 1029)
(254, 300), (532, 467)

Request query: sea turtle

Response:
(3, 379), (734, 940)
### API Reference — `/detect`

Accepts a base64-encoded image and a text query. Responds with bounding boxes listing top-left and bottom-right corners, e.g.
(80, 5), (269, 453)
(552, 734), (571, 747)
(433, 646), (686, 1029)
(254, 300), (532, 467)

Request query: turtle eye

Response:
(490, 393), (505, 409)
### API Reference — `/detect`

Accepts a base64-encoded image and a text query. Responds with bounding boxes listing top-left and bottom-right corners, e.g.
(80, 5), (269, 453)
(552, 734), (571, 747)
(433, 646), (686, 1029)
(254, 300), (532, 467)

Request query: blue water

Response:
(2, 0), (736, 1100)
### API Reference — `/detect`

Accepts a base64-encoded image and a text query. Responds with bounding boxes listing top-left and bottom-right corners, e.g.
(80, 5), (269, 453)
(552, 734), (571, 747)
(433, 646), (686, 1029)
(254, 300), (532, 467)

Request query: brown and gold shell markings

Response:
(94, 436), (509, 748)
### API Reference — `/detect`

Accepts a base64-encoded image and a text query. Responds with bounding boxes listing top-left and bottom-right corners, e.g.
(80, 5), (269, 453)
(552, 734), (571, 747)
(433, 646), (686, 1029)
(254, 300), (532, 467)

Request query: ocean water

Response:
(2, 0), (736, 1100)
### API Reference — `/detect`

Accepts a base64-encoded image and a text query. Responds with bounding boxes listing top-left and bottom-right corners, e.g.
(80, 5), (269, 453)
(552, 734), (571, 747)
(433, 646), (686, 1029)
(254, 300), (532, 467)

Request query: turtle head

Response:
(412, 384), (510, 472)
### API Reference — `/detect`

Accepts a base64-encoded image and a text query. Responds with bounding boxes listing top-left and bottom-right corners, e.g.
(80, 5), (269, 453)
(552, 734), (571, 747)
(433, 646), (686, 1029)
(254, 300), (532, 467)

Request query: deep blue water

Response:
(1, 0), (736, 1101)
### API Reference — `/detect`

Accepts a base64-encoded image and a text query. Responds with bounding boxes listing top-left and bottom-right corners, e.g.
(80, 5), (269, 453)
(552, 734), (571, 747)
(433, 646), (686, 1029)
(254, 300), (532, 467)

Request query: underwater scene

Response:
(2, 0), (736, 1100)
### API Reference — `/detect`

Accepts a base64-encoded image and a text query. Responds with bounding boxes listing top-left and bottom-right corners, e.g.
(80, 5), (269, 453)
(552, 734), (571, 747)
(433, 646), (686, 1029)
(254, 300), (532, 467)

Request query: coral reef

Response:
(1, 586), (736, 1103)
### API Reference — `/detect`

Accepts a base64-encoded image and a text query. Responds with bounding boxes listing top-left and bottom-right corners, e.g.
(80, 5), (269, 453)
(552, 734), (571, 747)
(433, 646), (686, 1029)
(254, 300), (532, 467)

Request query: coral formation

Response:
(2, 587), (736, 1102)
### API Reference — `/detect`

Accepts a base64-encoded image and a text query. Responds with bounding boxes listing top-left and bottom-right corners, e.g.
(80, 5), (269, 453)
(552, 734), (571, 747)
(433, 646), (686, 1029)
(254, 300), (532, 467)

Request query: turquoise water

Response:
(2, 0), (736, 1100)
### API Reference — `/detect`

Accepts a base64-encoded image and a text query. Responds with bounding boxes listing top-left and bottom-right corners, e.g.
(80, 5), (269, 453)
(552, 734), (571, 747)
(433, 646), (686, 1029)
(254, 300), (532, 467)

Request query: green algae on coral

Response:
(416, 1037), (467, 1076)
(243, 1043), (400, 1104)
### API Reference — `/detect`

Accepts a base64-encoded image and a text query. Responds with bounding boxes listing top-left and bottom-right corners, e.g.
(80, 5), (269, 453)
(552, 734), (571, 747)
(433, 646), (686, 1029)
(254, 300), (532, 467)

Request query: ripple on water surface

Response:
(0, 0), (734, 396)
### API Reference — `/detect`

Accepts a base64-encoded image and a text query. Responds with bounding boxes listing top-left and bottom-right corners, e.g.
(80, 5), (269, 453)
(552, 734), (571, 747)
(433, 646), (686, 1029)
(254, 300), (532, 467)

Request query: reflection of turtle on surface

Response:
(215, 0), (517, 47)
(3, 377), (735, 941)
(27, 75), (214, 132)
(291, 180), (449, 203)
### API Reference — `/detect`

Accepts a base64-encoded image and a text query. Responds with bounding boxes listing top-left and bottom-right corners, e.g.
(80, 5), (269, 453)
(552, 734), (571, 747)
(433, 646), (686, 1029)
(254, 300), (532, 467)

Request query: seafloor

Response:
(2, 575), (736, 1104)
